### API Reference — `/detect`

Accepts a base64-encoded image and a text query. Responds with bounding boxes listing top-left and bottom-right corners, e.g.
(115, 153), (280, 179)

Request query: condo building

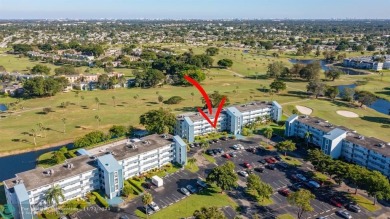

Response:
(343, 56), (390, 71)
(285, 115), (390, 178)
(175, 101), (282, 143)
(3, 134), (187, 219)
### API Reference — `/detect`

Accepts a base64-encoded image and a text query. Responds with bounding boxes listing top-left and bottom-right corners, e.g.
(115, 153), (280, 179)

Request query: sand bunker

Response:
(336, 110), (359, 118)
(296, 105), (313, 115)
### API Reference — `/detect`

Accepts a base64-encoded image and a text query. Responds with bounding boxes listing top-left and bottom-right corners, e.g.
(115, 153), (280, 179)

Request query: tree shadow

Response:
(361, 116), (390, 126)
(175, 106), (198, 112)
(244, 75), (269, 80)
(146, 102), (158, 105)
(375, 87), (390, 97)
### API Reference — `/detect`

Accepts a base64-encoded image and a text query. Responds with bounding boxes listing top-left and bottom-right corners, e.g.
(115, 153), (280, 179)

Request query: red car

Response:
(330, 198), (343, 208)
(243, 162), (252, 168)
(278, 188), (290, 196)
(270, 157), (277, 163)
(265, 158), (273, 164)
(224, 153), (231, 159)
(266, 157), (276, 164)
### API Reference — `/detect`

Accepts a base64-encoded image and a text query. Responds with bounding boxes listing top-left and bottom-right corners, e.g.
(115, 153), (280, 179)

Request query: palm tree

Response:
(31, 128), (37, 146)
(37, 122), (45, 138)
(305, 131), (313, 147)
(112, 96), (116, 107)
(95, 97), (100, 110)
(188, 157), (197, 167)
(142, 192), (153, 219)
(263, 127), (273, 144)
(45, 185), (65, 207)
(95, 115), (101, 129)
(61, 118), (67, 134)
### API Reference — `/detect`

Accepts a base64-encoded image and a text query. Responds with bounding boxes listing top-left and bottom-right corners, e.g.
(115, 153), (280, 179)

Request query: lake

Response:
(338, 84), (390, 115)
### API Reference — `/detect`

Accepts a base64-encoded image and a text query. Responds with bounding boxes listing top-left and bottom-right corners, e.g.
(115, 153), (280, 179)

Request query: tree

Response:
(217, 59), (233, 68)
(95, 97), (100, 110)
(188, 157), (197, 167)
(140, 108), (176, 134)
(367, 45), (376, 51)
(324, 86), (339, 101)
(324, 70), (341, 81)
(191, 92), (195, 101)
(246, 174), (273, 203)
(164, 96), (184, 104)
(341, 87), (354, 102)
(45, 185), (65, 207)
(109, 125), (127, 138)
(122, 184), (134, 197)
(31, 64), (51, 75)
(193, 206), (226, 219)
(299, 61), (321, 81)
(263, 127), (273, 140)
(54, 65), (78, 75)
(306, 80), (326, 98)
(355, 90), (377, 107)
(95, 115), (101, 129)
(362, 171), (390, 205)
(287, 189), (315, 219)
(275, 140), (296, 156)
(267, 61), (285, 79)
(158, 95), (164, 104)
(206, 161), (238, 191)
(304, 132), (313, 147)
(269, 80), (287, 93)
(61, 118), (67, 134)
(97, 74), (109, 89)
(289, 63), (305, 78)
(206, 47), (220, 56)
(142, 192), (153, 218)
(178, 68), (206, 85)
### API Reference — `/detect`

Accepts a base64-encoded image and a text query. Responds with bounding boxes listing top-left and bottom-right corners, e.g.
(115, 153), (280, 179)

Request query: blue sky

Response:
(0, 0), (389, 19)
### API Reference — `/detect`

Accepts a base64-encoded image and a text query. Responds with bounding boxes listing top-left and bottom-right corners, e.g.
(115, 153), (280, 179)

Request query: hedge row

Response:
(128, 179), (144, 193)
(92, 192), (109, 208)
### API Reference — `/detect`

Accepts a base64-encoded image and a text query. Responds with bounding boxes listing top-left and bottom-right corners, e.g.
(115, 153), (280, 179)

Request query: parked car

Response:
(189, 144), (195, 148)
(143, 206), (154, 215)
(276, 162), (288, 169)
(237, 144), (245, 150)
(336, 210), (352, 219)
(266, 164), (275, 170)
(254, 167), (264, 173)
(209, 140), (214, 144)
(213, 139), (219, 143)
(238, 170), (249, 177)
(347, 203), (361, 213)
(290, 183), (303, 191)
(149, 202), (160, 211)
(330, 197), (343, 208)
(259, 159), (267, 164)
(274, 155), (282, 161)
(292, 174), (307, 182)
(220, 137), (228, 141)
(186, 185), (197, 194)
(196, 178), (208, 188)
(306, 180), (321, 189)
(247, 147), (256, 153)
(142, 182), (153, 189)
(212, 149), (220, 155)
(278, 188), (290, 196)
(119, 216), (130, 219)
(223, 153), (231, 159)
(216, 148), (224, 153)
(180, 187), (191, 196)
(205, 149), (213, 155)
(232, 145), (239, 150)
(270, 157), (278, 163)
(229, 152), (237, 157)
(243, 162), (252, 168)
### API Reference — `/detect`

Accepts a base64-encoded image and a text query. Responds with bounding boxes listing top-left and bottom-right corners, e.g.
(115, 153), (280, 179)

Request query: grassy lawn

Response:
(281, 155), (302, 166)
(202, 153), (216, 163)
(347, 194), (381, 212)
(277, 214), (296, 219)
(185, 164), (199, 173)
(258, 197), (274, 206)
(140, 186), (237, 219)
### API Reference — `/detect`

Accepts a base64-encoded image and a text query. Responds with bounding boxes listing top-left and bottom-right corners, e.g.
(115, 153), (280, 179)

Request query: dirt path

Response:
(223, 69), (245, 78)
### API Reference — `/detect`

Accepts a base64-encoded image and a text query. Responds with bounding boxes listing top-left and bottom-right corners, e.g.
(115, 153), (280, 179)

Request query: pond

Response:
(338, 84), (390, 115)
(0, 104), (7, 111)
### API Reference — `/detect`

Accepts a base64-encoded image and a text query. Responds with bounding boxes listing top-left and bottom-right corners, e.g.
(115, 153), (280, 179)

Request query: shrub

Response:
(129, 179), (144, 193)
(92, 192), (109, 208)
(122, 184), (134, 197)
(164, 96), (184, 104)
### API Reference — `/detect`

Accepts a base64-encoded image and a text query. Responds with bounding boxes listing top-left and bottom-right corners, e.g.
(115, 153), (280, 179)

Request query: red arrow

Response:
(184, 75), (226, 128)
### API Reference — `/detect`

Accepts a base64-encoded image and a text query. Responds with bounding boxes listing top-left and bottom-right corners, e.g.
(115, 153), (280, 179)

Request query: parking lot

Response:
(202, 137), (374, 219)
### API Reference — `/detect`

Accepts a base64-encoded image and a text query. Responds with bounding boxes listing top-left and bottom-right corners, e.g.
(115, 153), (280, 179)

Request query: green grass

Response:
(258, 197), (274, 206)
(202, 153), (216, 163)
(281, 155), (302, 166)
(144, 186), (237, 219)
(347, 194), (381, 212)
(185, 164), (199, 173)
(277, 214), (296, 219)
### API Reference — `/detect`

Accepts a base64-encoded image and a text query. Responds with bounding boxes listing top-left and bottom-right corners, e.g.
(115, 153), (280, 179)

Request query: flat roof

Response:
(4, 155), (97, 191)
(296, 115), (335, 133)
(324, 128), (347, 140)
(232, 101), (273, 113)
(96, 134), (174, 161)
(97, 154), (122, 173)
(345, 132), (390, 156)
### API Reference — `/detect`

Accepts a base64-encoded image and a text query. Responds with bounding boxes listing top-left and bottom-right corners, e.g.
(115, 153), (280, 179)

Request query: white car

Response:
(232, 145), (239, 150)
(336, 210), (352, 219)
(237, 144), (245, 150)
(149, 201), (160, 211)
(238, 170), (249, 177)
(180, 187), (190, 196)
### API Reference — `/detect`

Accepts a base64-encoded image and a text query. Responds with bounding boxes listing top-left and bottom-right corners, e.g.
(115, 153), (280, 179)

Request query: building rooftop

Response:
(97, 154), (122, 173)
(4, 155), (97, 191)
(97, 134), (175, 161)
(324, 128), (347, 140)
(345, 131), (390, 156)
(296, 115), (336, 133)
(177, 108), (227, 122)
(232, 101), (273, 113)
